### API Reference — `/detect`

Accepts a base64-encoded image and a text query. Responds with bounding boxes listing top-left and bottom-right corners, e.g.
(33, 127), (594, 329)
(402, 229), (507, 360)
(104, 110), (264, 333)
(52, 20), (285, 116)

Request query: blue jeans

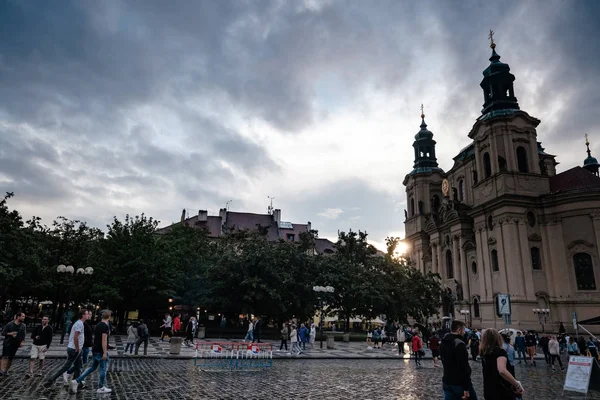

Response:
(45, 348), (82, 384)
(443, 383), (479, 400)
(68, 347), (90, 374)
(516, 348), (527, 362)
(244, 331), (253, 341)
(77, 353), (109, 388)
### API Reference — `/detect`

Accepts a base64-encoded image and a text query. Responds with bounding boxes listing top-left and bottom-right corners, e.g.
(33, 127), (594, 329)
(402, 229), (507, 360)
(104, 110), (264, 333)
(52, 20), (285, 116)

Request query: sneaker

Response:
(70, 379), (78, 393)
(36, 372), (43, 377)
(25, 372), (32, 378)
(62, 372), (71, 385)
(97, 386), (112, 394)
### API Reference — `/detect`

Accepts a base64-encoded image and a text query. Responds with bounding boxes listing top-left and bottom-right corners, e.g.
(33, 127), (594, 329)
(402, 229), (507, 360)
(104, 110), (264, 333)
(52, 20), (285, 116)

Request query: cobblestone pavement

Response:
(11, 334), (549, 360)
(0, 358), (597, 399)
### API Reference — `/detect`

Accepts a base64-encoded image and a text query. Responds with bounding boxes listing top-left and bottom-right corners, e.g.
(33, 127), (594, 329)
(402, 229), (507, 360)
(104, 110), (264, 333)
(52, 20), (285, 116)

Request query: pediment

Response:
(425, 217), (437, 232)
(462, 240), (476, 250)
(487, 237), (497, 245)
(567, 240), (594, 249)
(528, 233), (542, 242)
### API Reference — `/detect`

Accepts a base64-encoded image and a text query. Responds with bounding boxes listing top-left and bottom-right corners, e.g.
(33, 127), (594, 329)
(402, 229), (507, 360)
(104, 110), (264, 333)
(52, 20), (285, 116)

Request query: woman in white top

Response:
(290, 326), (301, 355)
(548, 335), (564, 371)
(244, 320), (254, 342)
(309, 324), (316, 347)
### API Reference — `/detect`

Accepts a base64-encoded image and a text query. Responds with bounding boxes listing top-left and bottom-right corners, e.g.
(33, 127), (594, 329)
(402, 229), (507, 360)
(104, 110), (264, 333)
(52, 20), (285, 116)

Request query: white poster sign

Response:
(563, 356), (593, 394)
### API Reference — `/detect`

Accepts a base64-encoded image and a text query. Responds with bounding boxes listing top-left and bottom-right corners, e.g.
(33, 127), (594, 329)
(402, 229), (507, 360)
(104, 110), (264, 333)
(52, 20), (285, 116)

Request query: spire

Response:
(410, 104), (441, 175)
(583, 133), (600, 176)
(480, 31), (520, 115)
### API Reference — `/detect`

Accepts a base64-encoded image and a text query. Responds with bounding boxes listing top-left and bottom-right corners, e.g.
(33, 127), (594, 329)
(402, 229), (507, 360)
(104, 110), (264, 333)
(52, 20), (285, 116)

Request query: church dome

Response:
(584, 155), (599, 167)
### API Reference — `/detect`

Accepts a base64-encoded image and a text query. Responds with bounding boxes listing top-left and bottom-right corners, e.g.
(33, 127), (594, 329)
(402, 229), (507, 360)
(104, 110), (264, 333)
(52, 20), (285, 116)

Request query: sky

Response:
(1, 0), (599, 250)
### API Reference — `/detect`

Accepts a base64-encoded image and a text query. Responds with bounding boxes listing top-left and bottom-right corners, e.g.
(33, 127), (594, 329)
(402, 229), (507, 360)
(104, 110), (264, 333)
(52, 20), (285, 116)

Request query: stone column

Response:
(490, 128), (499, 174)
(431, 243), (438, 275)
(459, 236), (470, 300)
(501, 217), (523, 298)
(452, 235), (460, 281)
(503, 130), (516, 171)
(481, 227), (494, 302)
(528, 137), (540, 174)
(495, 219), (509, 295)
(539, 222), (556, 298)
(591, 213), (600, 255)
(545, 218), (570, 297)
(438, 243), (444, 279)
(475, 225), (488, 300)
(517, 218), (535, 300)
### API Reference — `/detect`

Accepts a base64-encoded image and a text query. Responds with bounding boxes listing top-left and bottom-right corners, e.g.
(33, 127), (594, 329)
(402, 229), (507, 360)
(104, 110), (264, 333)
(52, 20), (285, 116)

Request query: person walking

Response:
(429, 333), (440, 367)
(184, 317), (195, 347)
(290, 325), (301, 355)
(135, 319), (150, 356)
(440, 320), (479, 400)
(539, 334), (551, 365)
(514, 331), (527, 364)
(43, 309), (88, 389)
(279, 323), (288, 352)
(299, 324), (309, 351)
(501, 334), (516, 377)
(524, 330), (537, 366)
(397, 326), (406, 354)
(411, 331), (423, 367)
(253, 317), (262, 343)
(160, 313), (172, 341)
(587, 336), (599, 360)
(27, 315), (53, 378)
(244, 319), (254, 342)
(70, 310), (112, 394)
(469, 332), (480, 362)
(567, 337), (580, 355)
(125, 322), (138, 355)
(373, 327), (381, 349)
(1, 312), (26, 377)
(309, 323), (316, 348)
(480, 329), (524, 400)
(172, 314), (181, 337)
(548, 335), (564, 371)
(66, 310), (93, 384)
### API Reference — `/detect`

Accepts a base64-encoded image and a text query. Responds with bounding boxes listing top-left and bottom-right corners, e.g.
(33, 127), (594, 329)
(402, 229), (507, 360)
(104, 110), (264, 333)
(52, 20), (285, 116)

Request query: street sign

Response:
(496, 294), (511, 316)
(572, 311), (578, 330)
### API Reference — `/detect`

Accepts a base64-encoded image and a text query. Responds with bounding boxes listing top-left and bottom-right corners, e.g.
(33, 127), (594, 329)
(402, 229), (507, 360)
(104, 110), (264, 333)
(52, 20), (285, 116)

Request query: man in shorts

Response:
(0, 312), (26, 376)
(524, 330), (537, 366)
(27, 315), (53, 377)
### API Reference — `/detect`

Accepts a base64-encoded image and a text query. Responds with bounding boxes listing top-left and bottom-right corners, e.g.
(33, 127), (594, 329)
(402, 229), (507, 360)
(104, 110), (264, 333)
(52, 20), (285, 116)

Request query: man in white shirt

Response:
(43, 309), (88, 388)
(160, 313), (172, 341)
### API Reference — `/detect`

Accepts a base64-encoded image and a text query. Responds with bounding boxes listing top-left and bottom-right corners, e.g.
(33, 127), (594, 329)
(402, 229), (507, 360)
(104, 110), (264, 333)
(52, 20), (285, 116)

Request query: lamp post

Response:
(57, 264), (94, 344)
(460, 309), (470, 325)
(313, 285), (335, 349)
(532, 308), (550, 333)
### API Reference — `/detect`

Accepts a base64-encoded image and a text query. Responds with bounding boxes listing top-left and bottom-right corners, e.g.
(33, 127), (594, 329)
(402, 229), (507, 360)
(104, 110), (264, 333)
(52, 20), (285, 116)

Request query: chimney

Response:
(198, 209), (208, 222)
(180, 209), (186, 223)
(273, 209), (281, 224)
(219, 208), (227, 233)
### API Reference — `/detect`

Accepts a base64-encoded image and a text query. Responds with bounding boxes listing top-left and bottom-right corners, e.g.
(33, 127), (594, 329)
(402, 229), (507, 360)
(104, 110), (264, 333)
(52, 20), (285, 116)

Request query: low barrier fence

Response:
(193, 342), (273, 370)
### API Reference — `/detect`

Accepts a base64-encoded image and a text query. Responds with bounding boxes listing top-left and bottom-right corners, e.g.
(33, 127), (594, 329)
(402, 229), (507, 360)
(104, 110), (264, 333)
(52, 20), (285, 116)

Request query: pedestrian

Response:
(173, 314), (181, 337)
(501, 334), (516, 377)
(27, 315), (53, 378)
(440, 320), (479, 400)
(577, 336), (587, 355)
(244, 319), (254, 342)
(300, 324), (309, 350)
(380, 327), (387, 346)
(160, 313), (172, 341)
(514, 331), (527, 364)
(567, 337), (580, 355)
(411, 331), (423, 367)
(290, 325), (301, 355)
(429, 333), (440, 367)
(524, 330), (537, 366)
(309, 323), (316, 348)
(373, 327), (381, 349)
(253, 317), (262, 343)
(396, 325), (406, 354)
(548, 335), (564, 371)
(539, 334), (551, 365)
(70, 310), (113, 394)
(480, 328), (524, 400)
(279, 323), (288, 352)
(184, 317), (195, 347)
(66, 310), (93, 384)
(125, 322), (138, 354)
(0, 312), (26, 377)
(469, 332), (480, 361)
(587, 336), (598, 360)
(135, 319), (150, 356)
(43, 309), (89, 389)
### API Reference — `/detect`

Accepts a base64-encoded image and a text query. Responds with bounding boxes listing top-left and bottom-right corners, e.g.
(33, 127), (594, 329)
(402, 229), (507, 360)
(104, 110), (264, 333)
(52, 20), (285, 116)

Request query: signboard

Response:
(563, 356), (593, 394)
(211, 344), (222, 354)
(496, 294), (511, 316)
(247, 344), (259, 355)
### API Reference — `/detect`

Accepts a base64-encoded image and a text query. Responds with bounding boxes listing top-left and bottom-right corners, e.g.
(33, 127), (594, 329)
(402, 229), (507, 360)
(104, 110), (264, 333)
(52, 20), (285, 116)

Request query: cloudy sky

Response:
(1, 0), (599, 250)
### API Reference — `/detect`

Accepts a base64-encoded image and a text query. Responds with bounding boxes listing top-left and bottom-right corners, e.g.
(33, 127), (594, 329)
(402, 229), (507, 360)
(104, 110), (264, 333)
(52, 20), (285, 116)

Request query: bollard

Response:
(169, 337), (183, 354)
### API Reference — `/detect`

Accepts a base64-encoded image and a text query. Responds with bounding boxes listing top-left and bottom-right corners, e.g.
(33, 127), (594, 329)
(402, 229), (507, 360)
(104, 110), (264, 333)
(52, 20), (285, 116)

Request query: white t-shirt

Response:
(68, 320), (85, 350)
(248, 322), (253, 332)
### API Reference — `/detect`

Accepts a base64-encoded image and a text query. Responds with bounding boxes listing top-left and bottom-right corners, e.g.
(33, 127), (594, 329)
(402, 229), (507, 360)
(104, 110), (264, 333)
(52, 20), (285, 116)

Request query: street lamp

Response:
(460, 309), (470, 325)
(532, 308), (550, 333)
(313, 285), (335, 349)
(58, 264), (93, 344)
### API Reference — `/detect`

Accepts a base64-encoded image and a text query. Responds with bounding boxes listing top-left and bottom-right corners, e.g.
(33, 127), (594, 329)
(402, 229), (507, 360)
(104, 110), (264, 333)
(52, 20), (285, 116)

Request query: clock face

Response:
(442, 179), (449, 196)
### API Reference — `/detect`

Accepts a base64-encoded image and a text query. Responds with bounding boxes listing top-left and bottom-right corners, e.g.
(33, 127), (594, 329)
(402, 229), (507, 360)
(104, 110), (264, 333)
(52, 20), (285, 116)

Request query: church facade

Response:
(402, 40), (600, 333)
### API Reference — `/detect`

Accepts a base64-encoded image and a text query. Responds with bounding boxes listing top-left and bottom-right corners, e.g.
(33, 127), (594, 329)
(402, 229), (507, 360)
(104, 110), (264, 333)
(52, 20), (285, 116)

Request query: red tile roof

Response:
(549, 166), (600, 194)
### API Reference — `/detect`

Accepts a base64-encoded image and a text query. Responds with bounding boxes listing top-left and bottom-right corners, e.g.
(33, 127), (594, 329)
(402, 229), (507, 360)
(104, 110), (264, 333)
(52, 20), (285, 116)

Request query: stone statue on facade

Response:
(454, 279), (463, 301)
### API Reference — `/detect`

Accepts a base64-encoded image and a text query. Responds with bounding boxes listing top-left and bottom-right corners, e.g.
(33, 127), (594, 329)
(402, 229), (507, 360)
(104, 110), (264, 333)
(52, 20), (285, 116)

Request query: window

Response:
(573, 253), (596, 290)
(483, 152), (492, 178)
(458, 180), (465, 201)
(517, 146), (529, 173)
(531, 247), (541, 270)
(446, 249), (454, 279)
(286, 234), (295, 242)
(471, 261), (477, 274)
(527, 211), (536, 227)
(473, 297), (480, 318)
(491, 249), (499, 272)
(410, 198), (415, 216)
(498, 156), (507, 172)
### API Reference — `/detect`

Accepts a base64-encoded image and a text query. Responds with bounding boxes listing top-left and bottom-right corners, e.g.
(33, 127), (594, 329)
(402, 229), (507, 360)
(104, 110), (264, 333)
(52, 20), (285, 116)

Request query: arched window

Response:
(410, 198), (415, 216)
(473, 297), (480, 318)
(517, 146), (529, 173)
(446, 249), (454, 279)
(491, 249), (499, 272)
(458, 180), (465, 201)
(531, 247), (542, 270)
(483, 152), (492, 178)
(573, 253), (596, 290)
(471, 261), (477, 275)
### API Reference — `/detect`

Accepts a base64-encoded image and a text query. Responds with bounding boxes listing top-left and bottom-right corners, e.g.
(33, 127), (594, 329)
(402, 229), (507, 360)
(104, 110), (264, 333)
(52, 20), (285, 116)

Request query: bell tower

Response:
(583, 134), (600, 176)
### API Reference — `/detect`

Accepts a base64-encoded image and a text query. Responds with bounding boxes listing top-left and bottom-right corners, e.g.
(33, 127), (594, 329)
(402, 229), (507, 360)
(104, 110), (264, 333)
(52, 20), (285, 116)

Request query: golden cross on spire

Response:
(585, 133), (590, 146)
(420, 103), (425, 119)
(488, 29), (496, 49)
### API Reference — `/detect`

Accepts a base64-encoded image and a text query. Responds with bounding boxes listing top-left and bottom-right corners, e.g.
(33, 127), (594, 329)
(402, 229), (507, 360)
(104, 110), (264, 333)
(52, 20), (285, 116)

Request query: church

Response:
(402, 35), (600, 333)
